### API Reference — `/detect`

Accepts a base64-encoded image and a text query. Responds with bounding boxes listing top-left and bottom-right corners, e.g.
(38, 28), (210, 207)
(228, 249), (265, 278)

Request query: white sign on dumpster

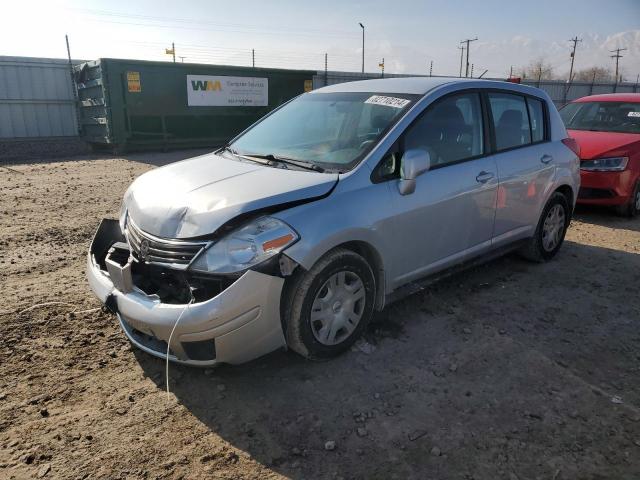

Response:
(187, 75), (268, 106)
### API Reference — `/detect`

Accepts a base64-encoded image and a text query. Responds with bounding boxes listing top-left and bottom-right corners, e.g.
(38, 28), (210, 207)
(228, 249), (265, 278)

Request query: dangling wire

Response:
(165, 293), (195, 397)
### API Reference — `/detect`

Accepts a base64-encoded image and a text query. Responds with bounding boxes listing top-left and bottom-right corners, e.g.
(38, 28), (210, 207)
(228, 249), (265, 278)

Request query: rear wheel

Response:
(615, 180), (640, 218)
(519, 192), (570, 262)
(283, 248), (376, 360)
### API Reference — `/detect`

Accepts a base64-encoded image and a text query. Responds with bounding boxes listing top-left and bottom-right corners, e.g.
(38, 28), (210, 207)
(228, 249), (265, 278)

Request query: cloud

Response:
(471, 30), (640, 79)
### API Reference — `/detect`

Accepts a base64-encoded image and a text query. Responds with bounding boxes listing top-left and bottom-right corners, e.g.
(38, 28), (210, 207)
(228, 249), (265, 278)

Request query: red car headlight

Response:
(580, 157), (629, 172)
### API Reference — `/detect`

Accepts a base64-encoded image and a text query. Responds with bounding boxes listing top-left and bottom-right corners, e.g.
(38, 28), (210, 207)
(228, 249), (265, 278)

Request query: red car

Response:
(560, 93), (640, 217)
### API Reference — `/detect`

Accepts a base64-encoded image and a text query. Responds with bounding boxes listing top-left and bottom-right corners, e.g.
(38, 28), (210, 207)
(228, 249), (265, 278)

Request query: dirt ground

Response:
(1, 151), (639, 480)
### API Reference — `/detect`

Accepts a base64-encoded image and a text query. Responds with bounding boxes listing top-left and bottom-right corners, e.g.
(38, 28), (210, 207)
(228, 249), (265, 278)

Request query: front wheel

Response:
(519, 192), (570, 262)
(282, 248), (376, 359)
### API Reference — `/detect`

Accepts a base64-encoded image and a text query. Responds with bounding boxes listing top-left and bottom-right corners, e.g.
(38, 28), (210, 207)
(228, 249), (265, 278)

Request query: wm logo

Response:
(191, 80), (222, 91)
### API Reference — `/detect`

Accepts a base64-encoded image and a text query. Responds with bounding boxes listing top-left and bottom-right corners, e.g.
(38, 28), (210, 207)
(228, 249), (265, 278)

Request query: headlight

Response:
(119, 187), (133, 232)
(580, 157), (628, 172)
(190, 216), (299, 274)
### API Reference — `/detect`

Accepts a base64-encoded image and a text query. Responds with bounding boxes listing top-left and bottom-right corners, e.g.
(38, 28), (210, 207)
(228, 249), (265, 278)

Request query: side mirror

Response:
(398, 149), (431, 195)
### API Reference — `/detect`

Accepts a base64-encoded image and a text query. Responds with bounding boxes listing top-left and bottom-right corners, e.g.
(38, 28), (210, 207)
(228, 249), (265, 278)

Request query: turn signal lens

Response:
(263, 233), (295, 252)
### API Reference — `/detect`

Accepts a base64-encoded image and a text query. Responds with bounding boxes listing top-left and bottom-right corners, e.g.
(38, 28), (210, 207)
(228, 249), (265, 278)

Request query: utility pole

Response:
(470, 64), (474, 78)
(610, 47), (627, 80)
(460, 37), (478, 77)
(252, 49), (255, 68)
(509, 65), (513, 78)
(178, 56), (186, 63)
(359, 23), (365, 74)
(458, 45), (465, 77)
(379, 58), (384, 78)
(165, 43), (175, 62)
(324, 53), (328, 86)
(568, 36), (582, 82)
(65, 34), (80, 136)
(537, 65), (542, 87)
(429, 60), (433, 77)
(589, 70), (596, 95)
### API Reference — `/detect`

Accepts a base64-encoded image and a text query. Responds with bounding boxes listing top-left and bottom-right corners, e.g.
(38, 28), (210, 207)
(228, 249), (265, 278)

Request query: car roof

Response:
(573, 93), (640, 103)
(310, 76), (547, 97)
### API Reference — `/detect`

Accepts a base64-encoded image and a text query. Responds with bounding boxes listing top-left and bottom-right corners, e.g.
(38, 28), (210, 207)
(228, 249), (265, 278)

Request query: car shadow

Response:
(136, 240), (640, 479)
(573, 204), (640, 233)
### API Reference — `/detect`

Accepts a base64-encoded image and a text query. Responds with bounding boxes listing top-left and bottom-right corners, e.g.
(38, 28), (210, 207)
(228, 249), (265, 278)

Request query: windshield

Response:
(560, 101), (640, 134)
(229, 92), (418, 171)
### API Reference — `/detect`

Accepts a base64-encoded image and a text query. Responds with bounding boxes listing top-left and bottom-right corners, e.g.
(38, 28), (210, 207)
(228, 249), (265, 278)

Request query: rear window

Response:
(488, 93), (532, 150)
(560, 101), (640, 134)
(527, 98), (545, 143)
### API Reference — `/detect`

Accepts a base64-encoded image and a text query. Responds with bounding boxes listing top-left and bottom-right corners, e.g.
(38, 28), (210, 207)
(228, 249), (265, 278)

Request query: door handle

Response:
(541, 154), (553, 164)
(476, 171), (494, 183)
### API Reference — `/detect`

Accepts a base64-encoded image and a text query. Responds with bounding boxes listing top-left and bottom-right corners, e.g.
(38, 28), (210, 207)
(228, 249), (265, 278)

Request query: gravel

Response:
(1, 151), (639, 479)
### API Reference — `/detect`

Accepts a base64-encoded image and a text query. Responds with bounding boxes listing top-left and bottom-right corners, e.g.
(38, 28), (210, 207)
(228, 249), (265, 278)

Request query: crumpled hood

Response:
(125, 152), (338, 238)
(568, 129), (640, 160)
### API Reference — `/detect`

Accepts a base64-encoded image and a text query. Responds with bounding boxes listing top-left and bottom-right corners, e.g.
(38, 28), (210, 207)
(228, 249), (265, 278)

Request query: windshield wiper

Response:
(245, 153), (325, 172)
(220, 146), (273, 166)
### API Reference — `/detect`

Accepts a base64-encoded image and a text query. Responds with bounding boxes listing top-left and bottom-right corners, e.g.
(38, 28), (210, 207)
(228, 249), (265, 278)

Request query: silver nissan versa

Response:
(87, 77), (580, 366)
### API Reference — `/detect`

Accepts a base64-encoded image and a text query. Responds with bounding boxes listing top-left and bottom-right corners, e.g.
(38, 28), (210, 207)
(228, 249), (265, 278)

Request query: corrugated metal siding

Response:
(0, 56), (80, 139)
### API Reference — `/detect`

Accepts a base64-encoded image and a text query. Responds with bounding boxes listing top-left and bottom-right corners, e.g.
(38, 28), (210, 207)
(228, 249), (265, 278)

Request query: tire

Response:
(282, 248), (376, 360)
(615, 180), (640, 218)
(519, 192), (571, 263)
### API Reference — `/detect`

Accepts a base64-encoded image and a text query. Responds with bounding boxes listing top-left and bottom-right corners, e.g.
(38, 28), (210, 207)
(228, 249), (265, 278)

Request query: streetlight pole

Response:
(359, 23), (365, 74)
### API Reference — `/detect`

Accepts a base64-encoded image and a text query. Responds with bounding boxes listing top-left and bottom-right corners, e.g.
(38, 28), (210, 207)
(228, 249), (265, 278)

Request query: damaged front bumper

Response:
(86, 219), (286, 366)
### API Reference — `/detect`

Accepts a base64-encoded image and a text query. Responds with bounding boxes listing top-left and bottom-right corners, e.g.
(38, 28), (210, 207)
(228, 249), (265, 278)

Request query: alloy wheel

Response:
(542, 204), (566, 252)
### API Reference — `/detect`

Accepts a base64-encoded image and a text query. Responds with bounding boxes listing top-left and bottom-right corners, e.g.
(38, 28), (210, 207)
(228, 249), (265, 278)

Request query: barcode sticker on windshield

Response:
(627, 111), (640, 117)
(365, 95), (410, 109)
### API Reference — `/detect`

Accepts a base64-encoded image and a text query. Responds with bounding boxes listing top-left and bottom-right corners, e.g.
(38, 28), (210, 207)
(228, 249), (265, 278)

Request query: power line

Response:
(70, 8), (359, 40)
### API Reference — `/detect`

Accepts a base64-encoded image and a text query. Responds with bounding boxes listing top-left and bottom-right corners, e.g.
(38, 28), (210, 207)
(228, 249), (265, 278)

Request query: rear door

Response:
(486, 92), (555, 245)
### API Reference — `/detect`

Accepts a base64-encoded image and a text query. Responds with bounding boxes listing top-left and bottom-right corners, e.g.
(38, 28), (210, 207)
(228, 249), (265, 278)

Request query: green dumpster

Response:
(73, 58), (315, 151)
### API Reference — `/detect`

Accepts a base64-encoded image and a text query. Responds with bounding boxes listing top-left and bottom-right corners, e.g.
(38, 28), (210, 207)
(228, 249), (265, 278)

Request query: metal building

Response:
(0, 56), (79, 139)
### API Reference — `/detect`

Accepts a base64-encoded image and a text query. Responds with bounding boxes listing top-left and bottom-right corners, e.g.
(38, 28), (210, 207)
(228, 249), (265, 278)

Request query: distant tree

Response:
(521, 58), (555, 81)
(572, 66), (614, 82)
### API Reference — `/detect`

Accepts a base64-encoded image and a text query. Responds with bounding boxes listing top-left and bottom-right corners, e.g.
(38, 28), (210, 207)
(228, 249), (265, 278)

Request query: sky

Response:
(2, 0), (639, 80)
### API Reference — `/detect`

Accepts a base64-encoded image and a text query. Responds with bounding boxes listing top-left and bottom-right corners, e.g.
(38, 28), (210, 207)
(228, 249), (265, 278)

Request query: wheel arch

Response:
(284, 238), (386, 312)
(554, 184), (575, 211)
(332, 240), (386, 311)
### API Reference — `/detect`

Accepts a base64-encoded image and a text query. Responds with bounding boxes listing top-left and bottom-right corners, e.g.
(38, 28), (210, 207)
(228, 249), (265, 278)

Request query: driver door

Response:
(383, 91), (498, 289)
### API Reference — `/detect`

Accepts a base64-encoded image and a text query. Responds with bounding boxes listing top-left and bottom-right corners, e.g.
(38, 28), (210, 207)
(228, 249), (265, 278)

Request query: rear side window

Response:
(404, 92), (484, 168)
(527, 97), (545, 143)
(488, 93), (532, 150)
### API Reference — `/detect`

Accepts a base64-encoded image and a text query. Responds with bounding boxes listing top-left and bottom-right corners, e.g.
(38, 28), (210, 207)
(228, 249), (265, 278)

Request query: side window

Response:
(527, 97), (545, 143)
(404, 92), (484, 167)
(488, 93), (532, 150)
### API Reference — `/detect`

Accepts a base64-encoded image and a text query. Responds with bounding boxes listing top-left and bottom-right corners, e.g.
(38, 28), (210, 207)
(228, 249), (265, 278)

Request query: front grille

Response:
(578, 187), (615, 199)
(125, 216), (207, 268)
